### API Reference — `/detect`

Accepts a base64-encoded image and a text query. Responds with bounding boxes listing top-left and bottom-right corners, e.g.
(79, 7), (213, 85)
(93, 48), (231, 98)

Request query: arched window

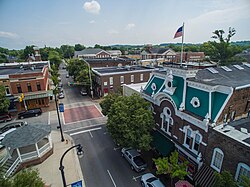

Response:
(211, 148), (224, 172)
(235, 163), (250, 183)
(161, 107), (174, 135)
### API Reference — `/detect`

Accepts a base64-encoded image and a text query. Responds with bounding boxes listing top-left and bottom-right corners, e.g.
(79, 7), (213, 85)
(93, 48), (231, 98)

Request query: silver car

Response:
(121, 148), (147, 172)
(141, 173), (165, 187)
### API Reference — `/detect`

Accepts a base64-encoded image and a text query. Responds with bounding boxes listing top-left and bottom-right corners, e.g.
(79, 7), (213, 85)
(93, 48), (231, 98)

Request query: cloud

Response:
(0, 31), (19, 39)
(83, 1), (101, 14)
(125, 23), (135, 30)
(89, 20), (96, 24)
(108, 29), (119, 35)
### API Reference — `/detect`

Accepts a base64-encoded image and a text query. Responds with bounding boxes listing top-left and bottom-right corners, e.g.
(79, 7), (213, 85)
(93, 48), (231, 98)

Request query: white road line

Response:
(64, 123), (105, 133)
(107, 170), (117, 187)
(132, 174), (144, 181)
(94, 104), (105, 117)
(64, 117), (105, 126)
(48, 112), (50, 125)
(89, 131), (93, 138)
(69, 127), (102, 136)
(64, 102), (95, 108)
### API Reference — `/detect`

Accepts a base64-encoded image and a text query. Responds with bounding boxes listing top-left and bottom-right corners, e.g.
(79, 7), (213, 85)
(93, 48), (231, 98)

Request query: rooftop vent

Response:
(207, 67), (218, 74)
(233, 65), (244, 70)
(221, 66), (232, 72)
(240, 128), (248, 134)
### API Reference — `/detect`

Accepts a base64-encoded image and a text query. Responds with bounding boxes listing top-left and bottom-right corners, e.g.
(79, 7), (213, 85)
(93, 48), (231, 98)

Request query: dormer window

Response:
(190, 97), (200, 108)
(163, 70), (176, 95)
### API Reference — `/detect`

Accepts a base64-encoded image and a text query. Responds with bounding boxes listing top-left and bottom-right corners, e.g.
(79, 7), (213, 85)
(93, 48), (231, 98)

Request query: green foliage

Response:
(48, 51), (61, 68)
(74, 44), (85, 51)
(49, 64), (60, 93)
(105, 94), (154, 150)
(60, 45), (75, 58)
(0, 168), (44, 187)
(0, 53), (7, 63)
(210, 27), (236, 65)
(100, 93), (120, 116)
(214, 171), (237, 187)
(239, 175), (250, 187)
(153, 151), (188, 185)
(0, 85), (10, 113)
(66, 58), (93, 87)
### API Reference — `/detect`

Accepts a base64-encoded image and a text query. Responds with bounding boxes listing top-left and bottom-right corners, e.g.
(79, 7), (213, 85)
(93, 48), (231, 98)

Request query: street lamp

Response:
(54, 88), (64, 142)
(83, 59), (93, 99)
(59, 144), (84, 187)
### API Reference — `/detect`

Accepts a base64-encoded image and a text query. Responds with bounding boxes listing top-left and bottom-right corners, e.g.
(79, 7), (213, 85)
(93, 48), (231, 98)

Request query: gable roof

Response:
(143, 47), (174, 55)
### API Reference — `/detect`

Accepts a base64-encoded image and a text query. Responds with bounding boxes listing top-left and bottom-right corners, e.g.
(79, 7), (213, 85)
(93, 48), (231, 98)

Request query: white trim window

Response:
(131, 75), (134, 83)
(235, 163), (250, 183)
(193, 134), (201, 152)
(109, 77), (113, 85)
(120, 76), (124, 84)
(5, 86), (11, 96)
(140, 74), (143, 81)
(161, 107), (173, 136)
(185, 128), (192, 147)
(211, 148), (224, 172)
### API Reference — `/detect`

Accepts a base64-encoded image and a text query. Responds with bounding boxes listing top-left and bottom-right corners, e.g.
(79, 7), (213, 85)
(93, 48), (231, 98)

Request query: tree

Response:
(105, 94), (154, 150)
(153, 151), (188, 186)
(0, 168), (44, 187)
(213, 170), (237, 187)
(0, 53), (7, 63)
(60, 45), (74, 58)
(74, 44), (85, 51)
(210, 27), (236, 65)
(66, 58), (93, 88)
(49, 64), (60, 93)
(0, 85), (10, 113)
(100, 93), (120, 116)
(48, 51), (61, 68)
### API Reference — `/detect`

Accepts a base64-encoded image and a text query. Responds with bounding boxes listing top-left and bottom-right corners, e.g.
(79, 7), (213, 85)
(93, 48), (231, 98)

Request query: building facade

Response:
(141, 63), (250, 183)
(74, 48), (111, 59)
(85, 58), (134, 68)
(0, 61), (53, 112)
(92, 66), (154, 97)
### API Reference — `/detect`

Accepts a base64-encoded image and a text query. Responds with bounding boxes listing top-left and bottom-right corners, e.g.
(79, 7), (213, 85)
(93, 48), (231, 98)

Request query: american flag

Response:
(174, 26), (183, 39)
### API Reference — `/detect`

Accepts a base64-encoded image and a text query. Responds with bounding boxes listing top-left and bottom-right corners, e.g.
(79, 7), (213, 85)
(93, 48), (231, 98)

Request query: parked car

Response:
(59, 87), (64, 93)
(0, 113), (12, 123)
(141, 173), (165, 187)
(58, 92), (64, 99)
(59, 82), (63, 87)
(80, 88), (87, 96)
(66, 74), (69, 78)
(0, 121), (27, 134)
(121, 148), (147, 172)
(18, 108), (42, 119)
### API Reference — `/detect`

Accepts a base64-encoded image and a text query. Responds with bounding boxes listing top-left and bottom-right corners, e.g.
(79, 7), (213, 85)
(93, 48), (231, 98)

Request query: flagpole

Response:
(180, 22), (184, 67)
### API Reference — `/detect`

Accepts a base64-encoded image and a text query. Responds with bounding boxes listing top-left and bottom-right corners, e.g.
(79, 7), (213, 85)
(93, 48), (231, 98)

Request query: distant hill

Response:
(231, 41), (250, 46)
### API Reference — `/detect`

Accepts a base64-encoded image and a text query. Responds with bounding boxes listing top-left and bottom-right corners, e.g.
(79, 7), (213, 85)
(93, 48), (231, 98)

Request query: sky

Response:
(0, 0), (250, 49)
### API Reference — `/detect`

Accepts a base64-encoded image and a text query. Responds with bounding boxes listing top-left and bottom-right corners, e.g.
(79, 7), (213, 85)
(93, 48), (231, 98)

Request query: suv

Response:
(121, 148), (147, 172)
(0, 113), (12, 123)
(18, 108), (42, 119)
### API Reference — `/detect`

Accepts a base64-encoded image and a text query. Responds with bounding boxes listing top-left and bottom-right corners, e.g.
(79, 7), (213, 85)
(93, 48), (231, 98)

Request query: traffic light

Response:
(19, 93), (24, 102)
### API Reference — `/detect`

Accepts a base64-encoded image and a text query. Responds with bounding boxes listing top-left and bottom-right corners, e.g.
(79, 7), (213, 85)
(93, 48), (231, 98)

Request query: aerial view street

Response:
(0, 0), (250, 187)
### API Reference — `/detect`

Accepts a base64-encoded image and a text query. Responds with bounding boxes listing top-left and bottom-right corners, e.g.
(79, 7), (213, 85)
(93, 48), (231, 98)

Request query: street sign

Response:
(59, 103), (64, 112)
(71, 180), (82, 187)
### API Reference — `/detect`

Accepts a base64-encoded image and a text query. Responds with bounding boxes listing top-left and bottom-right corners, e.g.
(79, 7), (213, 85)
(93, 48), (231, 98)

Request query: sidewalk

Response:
(33, 130), (85, 187)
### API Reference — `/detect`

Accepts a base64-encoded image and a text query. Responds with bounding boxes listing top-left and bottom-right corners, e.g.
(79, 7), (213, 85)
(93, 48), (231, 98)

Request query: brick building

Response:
(92, 66), (154, 97)
(141, 63), (250, 185)
(85, 57), (134, 68)
(0, 61), (53, 112)
(175, 52), (205, 63)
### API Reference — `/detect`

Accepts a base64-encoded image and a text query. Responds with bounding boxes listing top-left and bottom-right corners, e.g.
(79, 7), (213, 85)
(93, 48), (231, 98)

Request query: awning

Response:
(193, 164), (216, 187)
(151, 130), (175, 157)
(14, 90), (53, 101)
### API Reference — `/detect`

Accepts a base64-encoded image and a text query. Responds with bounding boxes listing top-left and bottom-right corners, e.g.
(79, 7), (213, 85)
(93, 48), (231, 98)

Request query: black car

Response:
(18, 108), (42, 119)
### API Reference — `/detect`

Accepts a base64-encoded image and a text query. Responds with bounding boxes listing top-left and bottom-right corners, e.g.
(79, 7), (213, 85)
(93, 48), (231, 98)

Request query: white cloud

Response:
(0, 31), (18, 39)
(83, 1), (101, 15)
(125, 23), (135, 30)
(108, 29), (119, 35)
(89, 20), (96, 24)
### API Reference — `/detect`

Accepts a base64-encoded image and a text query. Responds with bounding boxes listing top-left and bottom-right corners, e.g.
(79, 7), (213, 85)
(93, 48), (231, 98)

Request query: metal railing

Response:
(39, 142), (51, 156)
(5, 157), (20, 177)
